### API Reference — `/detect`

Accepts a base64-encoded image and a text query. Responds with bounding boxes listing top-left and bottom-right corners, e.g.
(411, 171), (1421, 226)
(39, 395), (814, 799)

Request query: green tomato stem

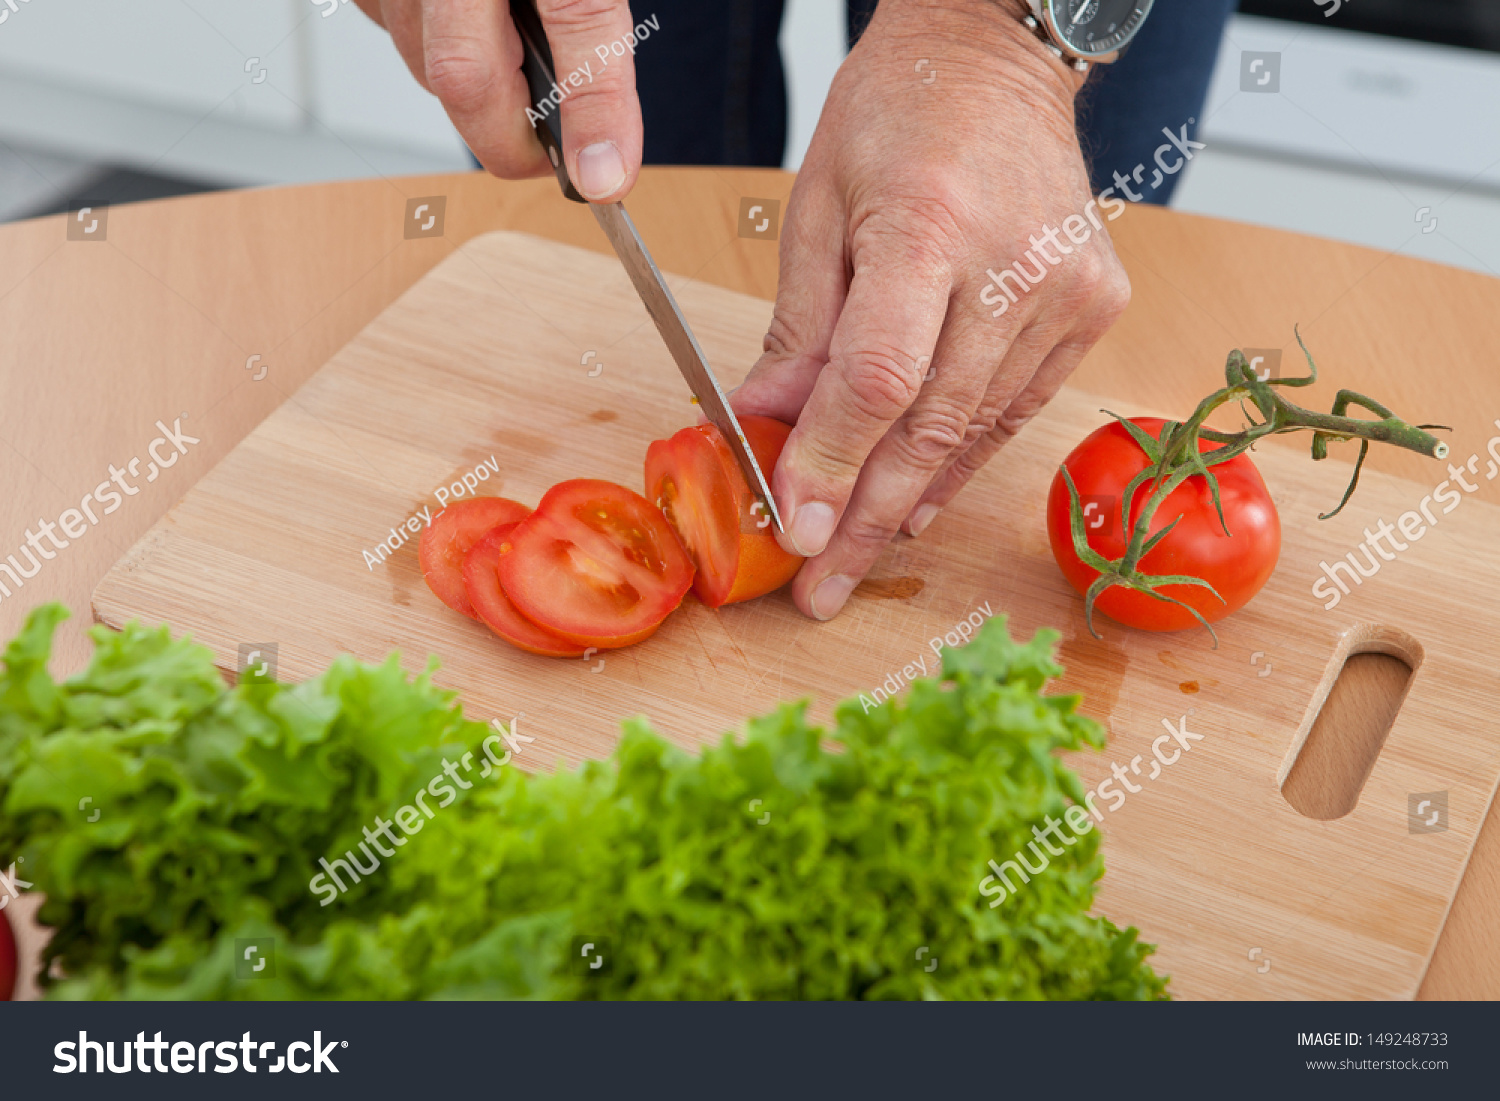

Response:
(1064, 328), (1449, 645)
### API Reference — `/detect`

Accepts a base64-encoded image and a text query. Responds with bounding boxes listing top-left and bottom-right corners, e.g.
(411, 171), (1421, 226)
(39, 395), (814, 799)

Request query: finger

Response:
(789, 320), (1002, 620)
(902, 247), (1132, 534)
(907, 256), (1131, 525)
(421, 0), (550, 178)
(537, 0), (644, 201)
(729, 178), (848, 424)
(897, 319), (1061, 536)
(769, 232), (962, 560)
(906, 327), (1102, 525)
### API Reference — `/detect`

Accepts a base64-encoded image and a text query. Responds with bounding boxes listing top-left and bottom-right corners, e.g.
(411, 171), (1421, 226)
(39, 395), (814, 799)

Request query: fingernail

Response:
(576, 141), (626, 200)
(810, 574), (857, 621)
(907, 503), (940, 537)
(787, 501), (836, 557)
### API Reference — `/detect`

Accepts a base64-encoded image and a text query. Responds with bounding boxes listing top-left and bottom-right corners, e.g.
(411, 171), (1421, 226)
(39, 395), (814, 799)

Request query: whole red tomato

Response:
(1046, 417), (1281, 632)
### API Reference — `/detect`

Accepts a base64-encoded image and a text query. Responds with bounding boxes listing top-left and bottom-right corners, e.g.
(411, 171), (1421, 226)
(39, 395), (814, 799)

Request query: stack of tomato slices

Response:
(419, 415), (804, 657)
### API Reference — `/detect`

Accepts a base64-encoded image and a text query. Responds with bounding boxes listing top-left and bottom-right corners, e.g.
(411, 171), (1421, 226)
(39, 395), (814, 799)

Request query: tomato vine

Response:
(1062, 328), (1450, 643)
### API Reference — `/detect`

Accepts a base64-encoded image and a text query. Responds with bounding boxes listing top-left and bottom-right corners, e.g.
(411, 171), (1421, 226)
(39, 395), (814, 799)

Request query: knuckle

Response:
(996, 390), (1048, 438)
(837, 507), (902, 553)
(558, 81), (623, 112)
(836, 349), (925, 424)
(423, 39), (495, 111)
(795, 431), (866, 485)
(1096, 267), (1133, 324)
(1069, 247), (1112, 300)
(1068, 267), (1132, 348)
(864, 219), (959, 279)
(948, 437), (998, 486)
(961, 410), (998, 447)
(536, 0), (627, 32)
(893, 403), (969, 468)
(477, 146), (546, 179)
(1070, 249), (1131, 315)
(852, 192), (967, 274)
(762, 309), (816, 360)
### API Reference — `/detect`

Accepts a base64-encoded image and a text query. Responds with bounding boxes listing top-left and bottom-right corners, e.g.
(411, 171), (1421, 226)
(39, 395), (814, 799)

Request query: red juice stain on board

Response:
(854, 576), (925, 600)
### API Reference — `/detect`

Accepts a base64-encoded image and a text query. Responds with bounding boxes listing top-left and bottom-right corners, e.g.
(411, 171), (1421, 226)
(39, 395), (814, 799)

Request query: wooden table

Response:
(3, 167), (1498, 1000)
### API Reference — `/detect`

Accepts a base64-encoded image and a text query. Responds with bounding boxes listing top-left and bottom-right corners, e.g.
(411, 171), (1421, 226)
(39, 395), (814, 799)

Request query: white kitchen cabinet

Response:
(0, 0), (469, 187)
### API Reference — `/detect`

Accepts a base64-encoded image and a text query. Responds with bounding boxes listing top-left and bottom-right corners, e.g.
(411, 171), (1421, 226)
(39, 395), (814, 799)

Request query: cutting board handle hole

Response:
(1280, 625), (1422, 821)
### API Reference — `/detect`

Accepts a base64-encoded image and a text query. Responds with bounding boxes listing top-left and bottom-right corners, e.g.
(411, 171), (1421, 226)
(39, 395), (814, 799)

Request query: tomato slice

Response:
(463, 524), (588, 657)
(497, 479), (694, 647)
(418, 497), (532, 619)
(645, 415), (803, 608)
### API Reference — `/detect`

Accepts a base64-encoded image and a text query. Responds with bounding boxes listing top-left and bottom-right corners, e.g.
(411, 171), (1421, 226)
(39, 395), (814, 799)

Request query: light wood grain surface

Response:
(4, 167), (1500, 999)
(93, 230), (1500, 999)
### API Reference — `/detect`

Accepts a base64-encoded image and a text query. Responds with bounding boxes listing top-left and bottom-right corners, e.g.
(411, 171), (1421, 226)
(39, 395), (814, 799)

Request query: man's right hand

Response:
(354, 0), (643, 201)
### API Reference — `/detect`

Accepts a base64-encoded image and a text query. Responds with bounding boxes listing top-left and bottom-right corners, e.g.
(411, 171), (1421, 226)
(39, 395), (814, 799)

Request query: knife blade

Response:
(508, 0), (784, 533)
(587, 202), (784, 533)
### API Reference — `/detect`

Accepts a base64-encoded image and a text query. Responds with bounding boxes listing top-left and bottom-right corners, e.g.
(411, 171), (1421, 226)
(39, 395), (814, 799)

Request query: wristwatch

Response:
(1020, 0), (1154, 71)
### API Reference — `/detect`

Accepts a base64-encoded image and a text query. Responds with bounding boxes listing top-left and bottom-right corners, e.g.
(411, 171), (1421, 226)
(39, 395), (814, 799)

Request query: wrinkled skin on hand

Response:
(357, 0), (1132, 623)
(354, 0), (643, 200)
(731, 0), (1132, 620)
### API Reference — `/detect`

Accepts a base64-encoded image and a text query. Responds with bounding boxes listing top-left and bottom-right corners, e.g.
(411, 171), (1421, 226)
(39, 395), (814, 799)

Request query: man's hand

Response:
(731, 0), (1132, 620)
(354, 0), (643, 200)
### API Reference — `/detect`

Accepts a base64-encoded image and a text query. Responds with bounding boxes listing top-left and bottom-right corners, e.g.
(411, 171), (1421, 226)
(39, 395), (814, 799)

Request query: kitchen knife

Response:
(507, 0), (784, 533)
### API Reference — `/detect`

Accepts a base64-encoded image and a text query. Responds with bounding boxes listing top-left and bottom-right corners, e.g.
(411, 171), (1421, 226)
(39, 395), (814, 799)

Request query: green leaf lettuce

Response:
(0, 605), (1166, 1000)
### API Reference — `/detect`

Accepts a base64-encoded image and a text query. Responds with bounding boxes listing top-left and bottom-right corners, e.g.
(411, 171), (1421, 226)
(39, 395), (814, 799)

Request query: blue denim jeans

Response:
(617, 0), (1237, 204)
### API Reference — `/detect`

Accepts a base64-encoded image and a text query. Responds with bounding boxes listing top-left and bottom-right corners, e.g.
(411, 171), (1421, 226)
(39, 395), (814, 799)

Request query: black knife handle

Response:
(508, 0), (586, 204)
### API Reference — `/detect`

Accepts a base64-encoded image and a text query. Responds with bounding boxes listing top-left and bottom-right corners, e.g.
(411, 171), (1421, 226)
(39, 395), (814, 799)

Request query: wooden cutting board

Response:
(94, 231), (1500, 1001)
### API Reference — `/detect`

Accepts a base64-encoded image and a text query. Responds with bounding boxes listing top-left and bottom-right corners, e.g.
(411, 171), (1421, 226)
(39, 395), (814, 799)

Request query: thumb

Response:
(537, 0), (645, 202)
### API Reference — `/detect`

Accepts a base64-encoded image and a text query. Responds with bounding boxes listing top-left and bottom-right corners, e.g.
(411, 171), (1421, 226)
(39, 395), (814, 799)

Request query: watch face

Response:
(1046, 0), (1154, 57)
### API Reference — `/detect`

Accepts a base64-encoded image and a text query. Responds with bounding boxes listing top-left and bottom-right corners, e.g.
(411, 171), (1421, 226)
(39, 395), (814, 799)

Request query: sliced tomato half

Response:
(463, 524), (587, 657)
(418, 496), (532, 619)
(645, 415), (803, 608)
(497, 479), (694, 647)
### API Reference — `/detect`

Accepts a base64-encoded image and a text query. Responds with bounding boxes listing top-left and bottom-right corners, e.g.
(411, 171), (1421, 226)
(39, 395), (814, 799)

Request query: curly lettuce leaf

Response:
(0, 604), (1166, 1001)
